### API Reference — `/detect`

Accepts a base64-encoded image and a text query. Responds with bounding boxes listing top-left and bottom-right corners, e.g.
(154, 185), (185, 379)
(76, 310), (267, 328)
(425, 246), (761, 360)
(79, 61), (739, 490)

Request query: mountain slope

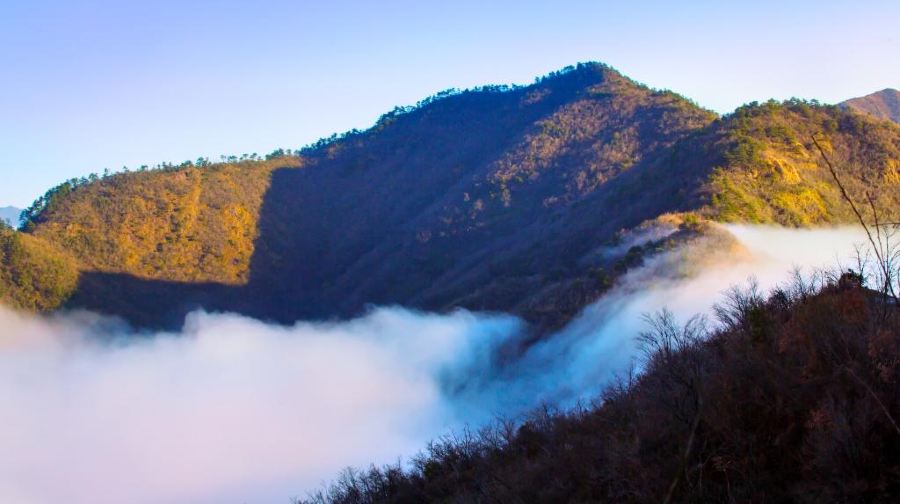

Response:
(840, 88), (900, 123)
(24, 64), (719, 327)
(303, 278), (900, 504)
(243, 65), (716, 326)
(695, 100), (900, 225)
(7, 63), (900, 331)
(26, 159), (282, 285)
(0, 227), (79, 311)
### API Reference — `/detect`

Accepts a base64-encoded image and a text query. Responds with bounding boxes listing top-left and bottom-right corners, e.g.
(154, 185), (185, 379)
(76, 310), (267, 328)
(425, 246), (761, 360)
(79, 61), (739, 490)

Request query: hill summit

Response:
(840, 88), (900, 123)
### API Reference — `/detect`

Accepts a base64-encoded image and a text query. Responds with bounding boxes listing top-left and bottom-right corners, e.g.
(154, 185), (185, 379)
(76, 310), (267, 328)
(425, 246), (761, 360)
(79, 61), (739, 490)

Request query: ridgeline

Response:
(2, 63), (899, 331)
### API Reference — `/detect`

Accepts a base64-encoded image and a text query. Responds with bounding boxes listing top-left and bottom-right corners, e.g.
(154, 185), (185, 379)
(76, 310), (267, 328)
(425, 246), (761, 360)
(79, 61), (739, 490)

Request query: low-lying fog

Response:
(0, 225), (873, 503)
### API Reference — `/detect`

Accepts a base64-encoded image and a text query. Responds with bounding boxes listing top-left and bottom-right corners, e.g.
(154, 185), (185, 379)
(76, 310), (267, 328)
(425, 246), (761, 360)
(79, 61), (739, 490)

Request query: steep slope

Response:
(25, 158), (284, 285)
(692, 100), (900, 225)
(303, 277), (900, 504)
(8, 63), (900, 330)
(244, 64), (716, 326)
(840, 88), (900, 123)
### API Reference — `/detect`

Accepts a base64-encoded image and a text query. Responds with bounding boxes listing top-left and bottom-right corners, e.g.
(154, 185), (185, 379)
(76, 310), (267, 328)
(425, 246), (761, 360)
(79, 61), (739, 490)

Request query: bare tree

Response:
(811, 134), (900, 304)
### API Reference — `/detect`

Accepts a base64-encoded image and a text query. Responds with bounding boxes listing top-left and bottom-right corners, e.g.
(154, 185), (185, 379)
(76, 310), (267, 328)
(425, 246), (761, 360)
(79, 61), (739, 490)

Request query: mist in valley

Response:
(0, 225), (873, 503)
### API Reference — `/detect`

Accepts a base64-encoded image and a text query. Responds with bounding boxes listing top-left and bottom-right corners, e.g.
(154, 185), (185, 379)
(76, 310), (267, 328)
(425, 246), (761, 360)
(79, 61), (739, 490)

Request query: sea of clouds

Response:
(0, 225), (873, 503)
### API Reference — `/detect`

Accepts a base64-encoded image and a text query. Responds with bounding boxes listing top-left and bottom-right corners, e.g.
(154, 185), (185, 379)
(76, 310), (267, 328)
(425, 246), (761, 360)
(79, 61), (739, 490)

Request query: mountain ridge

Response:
(3, 63), (900, 331)
(839, 88), (900, 123)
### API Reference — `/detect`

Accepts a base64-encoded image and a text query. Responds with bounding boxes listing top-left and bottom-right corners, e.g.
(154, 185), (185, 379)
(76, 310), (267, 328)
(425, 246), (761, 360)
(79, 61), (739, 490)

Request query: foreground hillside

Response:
(3, 63), (900, 330)
(303, 275), (900, 503)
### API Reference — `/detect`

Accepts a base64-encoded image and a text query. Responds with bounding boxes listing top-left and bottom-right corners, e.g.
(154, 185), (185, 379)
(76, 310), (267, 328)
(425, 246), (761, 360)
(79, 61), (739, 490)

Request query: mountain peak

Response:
(839, 88), (900, 123)
(4, 67), (899, 333)
(538, 61), (639, 90)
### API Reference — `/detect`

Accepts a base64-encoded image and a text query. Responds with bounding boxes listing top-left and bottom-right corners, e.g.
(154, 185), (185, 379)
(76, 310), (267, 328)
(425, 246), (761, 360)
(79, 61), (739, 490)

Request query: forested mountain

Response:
(691, 99), (900, 224)
(840, 88), (900, 123)
(3, 63), (900, 330)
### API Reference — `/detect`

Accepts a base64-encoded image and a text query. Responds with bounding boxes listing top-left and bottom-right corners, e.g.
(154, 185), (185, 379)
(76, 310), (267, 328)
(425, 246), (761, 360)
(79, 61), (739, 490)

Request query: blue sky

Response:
(1, 0), (897, 207)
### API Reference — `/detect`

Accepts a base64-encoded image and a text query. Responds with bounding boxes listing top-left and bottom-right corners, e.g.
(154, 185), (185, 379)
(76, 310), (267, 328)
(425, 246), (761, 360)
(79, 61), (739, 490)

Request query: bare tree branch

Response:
(811, 134), (899, 301)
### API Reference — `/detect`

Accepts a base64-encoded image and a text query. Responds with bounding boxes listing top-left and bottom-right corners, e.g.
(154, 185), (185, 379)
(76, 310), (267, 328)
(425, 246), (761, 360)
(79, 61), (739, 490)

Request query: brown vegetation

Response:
(301, 275), (900, 503)
(704, 100), (900, 225)
(840, 88), (900, 124)
(27, 157), (291, 284)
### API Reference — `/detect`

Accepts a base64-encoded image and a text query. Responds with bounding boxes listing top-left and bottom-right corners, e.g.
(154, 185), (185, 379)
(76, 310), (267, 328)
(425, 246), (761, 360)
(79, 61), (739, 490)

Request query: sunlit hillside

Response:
(840, 88), (900, 124)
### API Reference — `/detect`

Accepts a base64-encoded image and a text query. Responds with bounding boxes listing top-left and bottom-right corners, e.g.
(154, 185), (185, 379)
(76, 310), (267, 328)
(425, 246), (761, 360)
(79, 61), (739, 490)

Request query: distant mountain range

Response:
(2, 63), (900, 331)
(840, 88), (900, 123)
(0, 207), (21, 227)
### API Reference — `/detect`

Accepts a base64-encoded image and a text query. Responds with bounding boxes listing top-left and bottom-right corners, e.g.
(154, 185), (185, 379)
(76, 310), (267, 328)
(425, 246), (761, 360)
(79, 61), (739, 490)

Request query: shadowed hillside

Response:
(241, 64), (715, 325)
(302, 276), (900, 503)
(5, 63), (900, 331)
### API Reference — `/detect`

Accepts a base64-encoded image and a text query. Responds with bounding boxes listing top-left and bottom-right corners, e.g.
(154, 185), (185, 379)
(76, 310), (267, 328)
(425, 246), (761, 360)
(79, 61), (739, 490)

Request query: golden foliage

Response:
(708, 101), (900, 226)
(0, 227), (79, 311)
(30, 158), (295, 284)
